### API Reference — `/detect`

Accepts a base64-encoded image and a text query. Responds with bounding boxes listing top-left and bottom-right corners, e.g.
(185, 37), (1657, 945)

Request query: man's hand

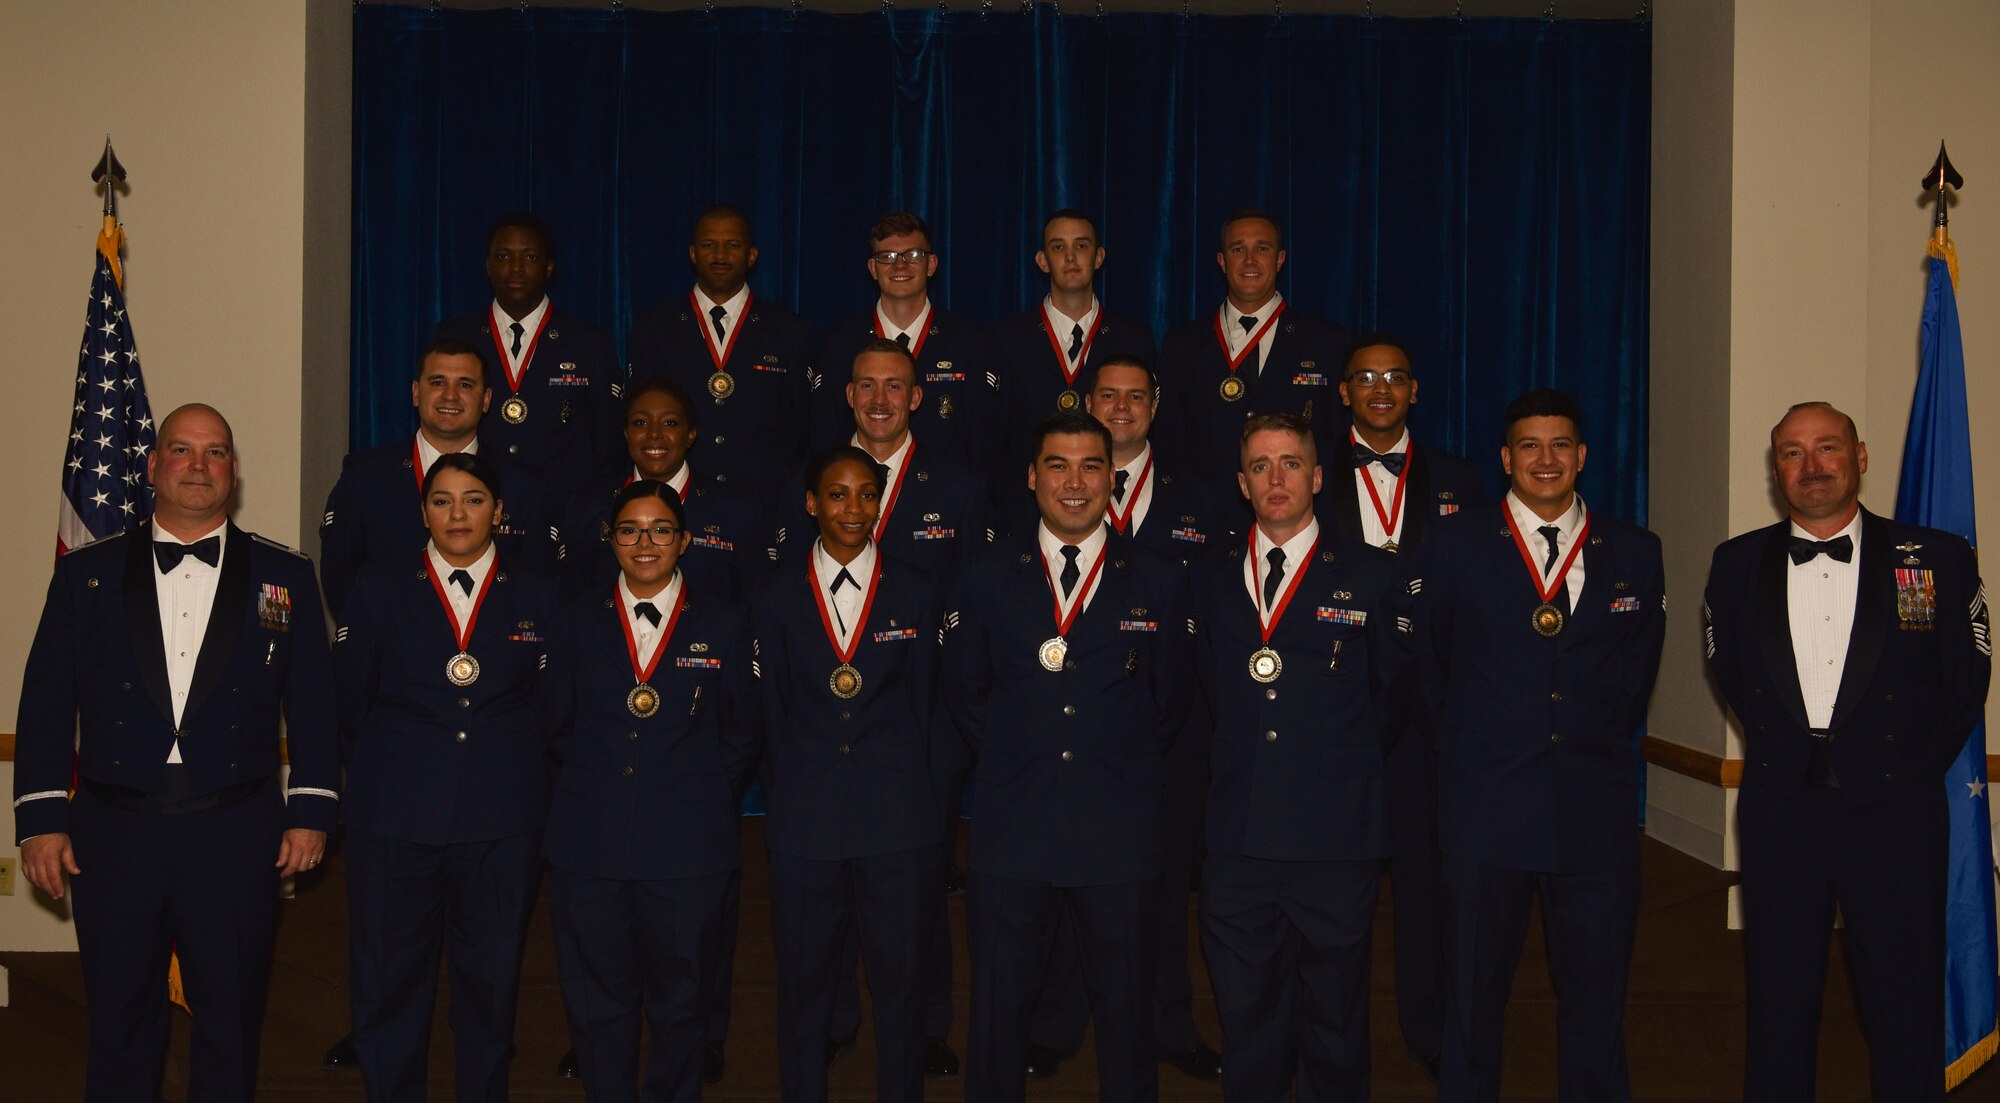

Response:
(21, 834), (80, 901)
(275, 827), (327, 878)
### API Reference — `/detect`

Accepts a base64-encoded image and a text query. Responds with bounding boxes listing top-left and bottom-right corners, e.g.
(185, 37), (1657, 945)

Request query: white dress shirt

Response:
(426, 540), (496, 634)
(1505, 491), (1587, 609)
(1222, 291), (1285, 376)
(876, 298), (933, 349)
(633, 462), (694, 500)
(1786, 512), (1863, 729)
(155, 521), (229, 761)
(1043, 296), (1101, 373)
(1244, 517), (1321, 617)
(416, 431), (479, 483)
(853, 432), (914, 533)
(620, 570), (685, 673)
(814, 539), (879, 651)
(1038, 521), (1110, 623)
(695, 285), (751, 352)
(1353, 428), (1411, 549)
(490, 296), (550, 382)
(1109, 443), (1157, 536)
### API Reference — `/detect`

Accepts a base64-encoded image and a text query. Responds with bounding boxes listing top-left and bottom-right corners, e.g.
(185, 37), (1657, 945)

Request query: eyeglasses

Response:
(609, 524), (683, 546)
(871, 248), (932, 266)
(1345, 370), (1414, 388)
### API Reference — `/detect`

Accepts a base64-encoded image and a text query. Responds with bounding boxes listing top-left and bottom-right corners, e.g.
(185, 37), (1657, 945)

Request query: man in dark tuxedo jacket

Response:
(628, 204), (815, 503)
(1705, 402), (1990, 1103)
(1156, 209), (1351, 480)
(811, 212), (997, 468)
(1317, 335), (1485, 1079)
(16, 404), (338, 1103)
(1192, 411), (1410, 1100)
(991, 210), (1158, 512)
(1412, 389), (1665, 1102)
(432, 211), (622, 496)
(319, 338), (561, 619)
(943, 410), (1194, 1103)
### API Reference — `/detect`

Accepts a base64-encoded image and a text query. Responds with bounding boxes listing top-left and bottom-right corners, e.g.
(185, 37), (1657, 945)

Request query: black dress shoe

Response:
(1024, 1043), (1063, 1079)
(825, 1037), (855, 1068)
(925, 1036), (961, 1078)
(944, 863), (967, 896)
(555, 1048), (580, 1079)
(703, 1042), (726, 1085)
(1162, 1043), (1222, 1081)
(320, 1032), (359, 1071)
(1411, 1050), (1441, 1083)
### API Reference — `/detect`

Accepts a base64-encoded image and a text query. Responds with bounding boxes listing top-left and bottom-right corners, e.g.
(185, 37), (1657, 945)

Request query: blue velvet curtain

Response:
(352, 4), (1651, 522)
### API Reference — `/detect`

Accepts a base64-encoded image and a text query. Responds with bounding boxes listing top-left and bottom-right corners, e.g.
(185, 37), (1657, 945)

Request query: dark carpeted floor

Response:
(3, 823), (1997, 1101)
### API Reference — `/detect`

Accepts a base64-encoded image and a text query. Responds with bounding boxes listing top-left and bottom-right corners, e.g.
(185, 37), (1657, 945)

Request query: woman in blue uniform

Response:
(752, 446), (947, 1103)
(334, 451), (559, 1102)
(544, 478), (760, 1102)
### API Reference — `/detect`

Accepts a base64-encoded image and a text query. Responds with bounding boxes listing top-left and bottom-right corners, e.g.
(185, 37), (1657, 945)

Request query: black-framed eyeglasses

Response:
(609, 524), (684, 546)
(871, 248), (932, 266)
(1345, 369), (1414, 388)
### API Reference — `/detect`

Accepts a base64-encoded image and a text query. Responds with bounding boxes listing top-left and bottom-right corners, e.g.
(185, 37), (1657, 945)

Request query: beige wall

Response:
(0, 0), (348, 950)
(1647, 0), (2000, 867)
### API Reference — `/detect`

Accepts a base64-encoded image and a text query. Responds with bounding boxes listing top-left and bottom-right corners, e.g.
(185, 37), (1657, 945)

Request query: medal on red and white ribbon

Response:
(1105, 450), (1154, 535)
(1353, 429), (1412, 553)
(694, 290), (752, 400)
(1038, 542), (1109, 672)
(1041, 302), (1101, 410)
(620, 582), (686, 717)
(427, 551), (497, 686)
(1211, 301), (1286, 402)
(1247, 530), (1318, 682)
(810, 553), (883, 699)
(1502, 506), (1590, 638)
(489, 302), (552, 424)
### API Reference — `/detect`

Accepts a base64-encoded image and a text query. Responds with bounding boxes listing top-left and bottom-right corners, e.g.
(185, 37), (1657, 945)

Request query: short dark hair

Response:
(623, 377), (698, 431)
(853, 337), (918, 381)
(1028, 410), (1114, 467)
(421, 450), (503, 500)
(1221, 207), (1283, 248)
(487, 210), (555, 259)
(1088, 354), (1156, 394)
(804, 445), (887, 496)
(1239, 411), (1317, 466)
(870, 212), (932, 251)
(693, 203), (754, 243)
(1502, 388), (1584, 443)
(415, 337), (489, 386)
(1042, 208), (1100, 244)
(1344, 333), (1413, 374)
(609, 478), (687, 530)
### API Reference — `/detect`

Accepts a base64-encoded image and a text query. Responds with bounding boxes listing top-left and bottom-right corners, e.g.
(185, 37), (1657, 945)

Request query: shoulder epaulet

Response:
(68, 528), (130, 553)
(251, 532), (309, 559)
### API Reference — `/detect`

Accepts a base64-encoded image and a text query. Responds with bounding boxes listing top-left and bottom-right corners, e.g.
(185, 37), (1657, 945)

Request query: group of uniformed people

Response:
(14, 203), (1990, 1103)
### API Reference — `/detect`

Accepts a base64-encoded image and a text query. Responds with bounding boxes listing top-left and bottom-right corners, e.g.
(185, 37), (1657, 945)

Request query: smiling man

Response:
(1411, 389), (1665, 1102)
(1704, 402), (1989, 1102)
(433, 211), (622, 496)
(942, 409), (1193, 1103)
(1156, 209), (1352, 480)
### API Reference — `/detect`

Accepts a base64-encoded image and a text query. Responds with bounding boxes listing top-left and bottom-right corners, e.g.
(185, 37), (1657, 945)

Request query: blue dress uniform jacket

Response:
(627, 293), (815, 500)
(542, 585), (759, 881)
(1194, 537), (1410, 862)
(752, 555), (945, 859)
(435, 307), (624, 490)
(558, 474), (775, 602)
(775, 442), (992, 586)
(332, 557), (558, 846)
(1317, 441), (1487, 553)
(15, 522), (340, 840)
(942, 534), (1194, 887)
(1156, 307), (1352, 480)
(990, 305), (1158, 474)
(317, 436), (562, 619)
(1705, 511), (1990, 798)
(811, 307), (998, 467)
(1413, 506), (1666, 874)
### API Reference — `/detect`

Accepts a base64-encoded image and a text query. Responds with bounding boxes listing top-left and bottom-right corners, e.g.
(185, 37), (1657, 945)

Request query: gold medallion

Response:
(445, 651), (481, 687)
(1219, 376), (1246, 402)
(1038, 637), (1068, 672)
(1057, 389), (1081, 411)
(627, 682), (660, 718)
(1248, 646), (1283, 684)
(1381, 540), (1399, 554)
(830, 663), (863, 699)
(499, 395), (528, 424)
(707, 371), (735, 400)
(1531, 602), (1565, 638)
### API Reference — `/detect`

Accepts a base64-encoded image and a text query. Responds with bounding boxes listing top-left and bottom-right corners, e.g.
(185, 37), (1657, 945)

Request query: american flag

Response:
(59, 246), (155, 554)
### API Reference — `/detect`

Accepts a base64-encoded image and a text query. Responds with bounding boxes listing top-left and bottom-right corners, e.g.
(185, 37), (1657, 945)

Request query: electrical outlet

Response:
(0, 858), (14, 896)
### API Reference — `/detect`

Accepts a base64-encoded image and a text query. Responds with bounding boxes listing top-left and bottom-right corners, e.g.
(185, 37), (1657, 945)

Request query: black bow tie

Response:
(633, 601), (661, 627)
(1352, 444), (1405, 476)
(153, 536), (220, 572)
(1788, 534), (1854, 565)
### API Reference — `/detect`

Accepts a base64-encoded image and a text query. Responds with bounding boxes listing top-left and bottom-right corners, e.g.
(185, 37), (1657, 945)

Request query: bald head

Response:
(1770, 401), (1867, 536)
(148, 403), (238, 537)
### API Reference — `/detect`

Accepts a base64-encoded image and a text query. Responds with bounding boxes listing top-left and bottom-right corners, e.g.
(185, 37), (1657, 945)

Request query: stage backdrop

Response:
(352, 3), (1651, 521)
